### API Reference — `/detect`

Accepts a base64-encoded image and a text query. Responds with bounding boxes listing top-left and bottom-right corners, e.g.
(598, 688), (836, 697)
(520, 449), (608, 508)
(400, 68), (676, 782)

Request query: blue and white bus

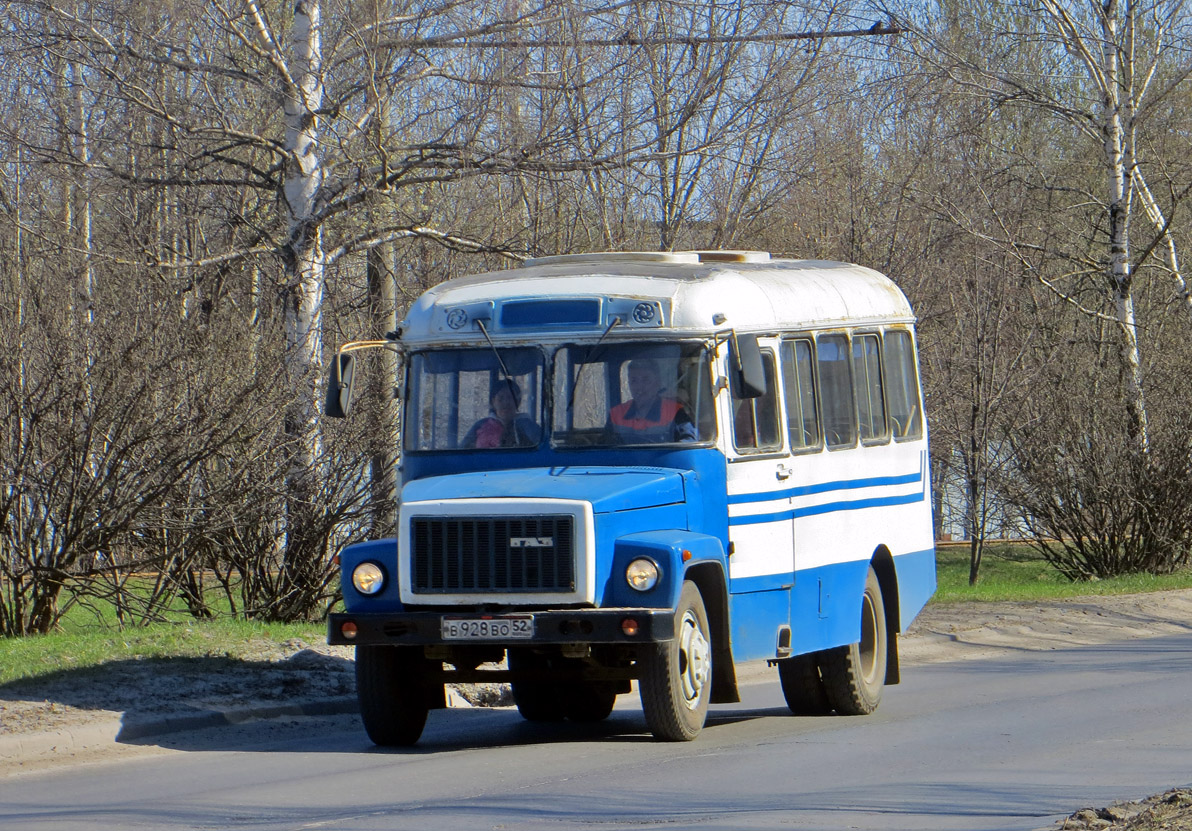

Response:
(326, 250), (935, 744)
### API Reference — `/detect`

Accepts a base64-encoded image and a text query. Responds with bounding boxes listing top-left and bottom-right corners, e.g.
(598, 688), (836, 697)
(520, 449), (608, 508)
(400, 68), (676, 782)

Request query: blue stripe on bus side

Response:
(726, 450), (926, 507)
(728, 488), (926, 527)
(727, 470), (921, 505)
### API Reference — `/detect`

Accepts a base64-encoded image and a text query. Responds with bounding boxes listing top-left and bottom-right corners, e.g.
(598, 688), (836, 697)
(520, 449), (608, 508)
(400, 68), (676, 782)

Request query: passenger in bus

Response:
(607, 359), (698, 443)
(463, 380), (541, 448)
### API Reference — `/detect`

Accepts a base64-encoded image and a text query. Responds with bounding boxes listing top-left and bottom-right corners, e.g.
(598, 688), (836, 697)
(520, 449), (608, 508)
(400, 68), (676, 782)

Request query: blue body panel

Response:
(728, 589), (792, 660)
(729, 560), (870, 661)
(339, 538), (403, 612)
(342, 448), (732, 615)
(605, 531), (727, 609)
(893, 547), (938, 631)
(402, 466), (687, 514)
(343, 442), (935, 670)
(592, 503), (694, 606)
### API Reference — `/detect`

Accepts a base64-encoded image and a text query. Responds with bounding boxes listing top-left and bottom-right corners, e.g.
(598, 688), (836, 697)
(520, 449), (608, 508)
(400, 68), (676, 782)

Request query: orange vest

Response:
(610, 398), (682, 431)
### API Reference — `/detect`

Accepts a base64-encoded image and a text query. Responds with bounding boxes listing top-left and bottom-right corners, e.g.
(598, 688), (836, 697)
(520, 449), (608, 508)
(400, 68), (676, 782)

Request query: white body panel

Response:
(399, 254), (915, 345)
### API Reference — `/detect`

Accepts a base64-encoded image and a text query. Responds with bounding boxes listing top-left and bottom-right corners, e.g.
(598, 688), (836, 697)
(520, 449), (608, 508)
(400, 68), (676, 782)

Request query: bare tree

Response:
(0, 0), (929, 627)
(883, 0), (1192, 576)
(894, 0), (1192, 448)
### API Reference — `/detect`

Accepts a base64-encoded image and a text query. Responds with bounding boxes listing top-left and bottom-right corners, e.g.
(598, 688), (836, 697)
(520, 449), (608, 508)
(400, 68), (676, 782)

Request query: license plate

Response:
(441, 615), (534, 640)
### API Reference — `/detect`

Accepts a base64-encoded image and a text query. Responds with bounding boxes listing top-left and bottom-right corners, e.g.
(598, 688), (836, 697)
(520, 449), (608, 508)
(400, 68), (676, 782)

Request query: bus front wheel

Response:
(508, 649), (568, 721)
(564, 683), (618, 722)
(820, 566), (887, 715)
(355, 645), (432, 746)
(639, 580), (712, 741)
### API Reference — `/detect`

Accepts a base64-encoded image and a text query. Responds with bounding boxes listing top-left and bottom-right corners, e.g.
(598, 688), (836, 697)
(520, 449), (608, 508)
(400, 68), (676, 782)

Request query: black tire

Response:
(778, 652), (833, 715)
(508, 649), (567, 722)
(355, 645), (431, 746)
(564, 683), (618, 722)
(639, 581), (713, 741)
(820, 566), (888, 715)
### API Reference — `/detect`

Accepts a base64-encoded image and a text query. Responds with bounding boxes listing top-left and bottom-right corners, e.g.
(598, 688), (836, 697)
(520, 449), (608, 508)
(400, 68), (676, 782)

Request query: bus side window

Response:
(884, 330), (923, 440)
(817, 334), (856, 448)
(732, 350), (781, 452)
(852, 333), (888, 444)
(781, 338), (821, 451)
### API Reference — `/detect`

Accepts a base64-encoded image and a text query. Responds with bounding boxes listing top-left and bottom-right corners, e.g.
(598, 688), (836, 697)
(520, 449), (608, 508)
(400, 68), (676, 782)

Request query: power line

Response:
(424, 23), (903, 50)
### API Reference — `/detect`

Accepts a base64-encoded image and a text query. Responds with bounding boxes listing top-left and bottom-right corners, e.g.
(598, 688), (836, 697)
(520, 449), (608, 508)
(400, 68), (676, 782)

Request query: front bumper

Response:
(328, 607), (675, 647)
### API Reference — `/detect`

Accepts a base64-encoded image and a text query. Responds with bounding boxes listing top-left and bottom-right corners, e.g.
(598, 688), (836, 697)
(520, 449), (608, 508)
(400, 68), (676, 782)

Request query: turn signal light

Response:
(621, 618), (640, 637)
(341, 621), (358, 640)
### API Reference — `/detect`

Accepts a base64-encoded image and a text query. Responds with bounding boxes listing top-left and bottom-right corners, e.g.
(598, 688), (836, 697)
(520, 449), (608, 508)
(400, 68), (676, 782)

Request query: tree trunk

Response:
(1098, 6), (1149, 450)
(274, 0), (326, 615)
(365, 244), (397, 536)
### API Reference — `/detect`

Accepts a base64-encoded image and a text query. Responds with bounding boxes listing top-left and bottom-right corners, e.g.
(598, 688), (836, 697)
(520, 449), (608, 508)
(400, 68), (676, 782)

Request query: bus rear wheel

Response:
(820, 566), (887, 715)
(355, 645), (432, 746)
(778, 652), (832, 715)
(639, 581), (712, 741)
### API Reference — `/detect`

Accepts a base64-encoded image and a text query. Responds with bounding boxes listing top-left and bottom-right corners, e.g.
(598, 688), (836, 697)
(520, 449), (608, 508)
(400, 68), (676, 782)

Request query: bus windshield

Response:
(405, 347), (546, 451)
(552, 341), (716, 448)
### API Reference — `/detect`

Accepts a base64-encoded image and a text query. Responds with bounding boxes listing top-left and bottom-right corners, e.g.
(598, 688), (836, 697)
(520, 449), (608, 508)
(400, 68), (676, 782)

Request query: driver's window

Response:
(731, 350), (781, 453)
(551, 342), (713, 447)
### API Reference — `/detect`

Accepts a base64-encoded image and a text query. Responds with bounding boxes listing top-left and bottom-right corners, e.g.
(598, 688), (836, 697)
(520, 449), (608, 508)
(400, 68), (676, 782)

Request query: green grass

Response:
(934, 542), (1192, 603)
(5, 546), (1192, 688)
(0, 619), (328, 687)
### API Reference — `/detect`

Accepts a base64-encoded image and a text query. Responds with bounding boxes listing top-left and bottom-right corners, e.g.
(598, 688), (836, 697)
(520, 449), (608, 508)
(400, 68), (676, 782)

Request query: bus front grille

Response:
(410, 515), (575, 594)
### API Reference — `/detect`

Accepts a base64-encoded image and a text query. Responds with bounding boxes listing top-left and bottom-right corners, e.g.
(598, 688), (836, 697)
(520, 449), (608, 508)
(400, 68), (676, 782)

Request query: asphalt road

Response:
(2, 632), (1191, 831)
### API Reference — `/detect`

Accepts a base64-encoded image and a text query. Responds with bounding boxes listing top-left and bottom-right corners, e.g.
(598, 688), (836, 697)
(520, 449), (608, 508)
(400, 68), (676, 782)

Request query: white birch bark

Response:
(241, 0), (326, 575)
(1040, 0), (1150, 448)
(282, 0), (325, 485)
(244, 0), (326, 504)
(71, 58), (93, 329)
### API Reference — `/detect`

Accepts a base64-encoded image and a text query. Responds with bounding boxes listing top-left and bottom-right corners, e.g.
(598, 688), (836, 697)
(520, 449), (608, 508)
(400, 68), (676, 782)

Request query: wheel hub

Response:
(677, 610), (711, 708)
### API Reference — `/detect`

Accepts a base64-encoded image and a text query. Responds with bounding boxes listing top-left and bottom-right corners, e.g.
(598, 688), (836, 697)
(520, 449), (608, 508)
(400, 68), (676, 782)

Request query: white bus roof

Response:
(399, 251), (915, 344)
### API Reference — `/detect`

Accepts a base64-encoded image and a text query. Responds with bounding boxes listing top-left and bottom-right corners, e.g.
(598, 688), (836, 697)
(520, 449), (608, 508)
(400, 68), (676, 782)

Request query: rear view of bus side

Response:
(326, 250), (936, 745)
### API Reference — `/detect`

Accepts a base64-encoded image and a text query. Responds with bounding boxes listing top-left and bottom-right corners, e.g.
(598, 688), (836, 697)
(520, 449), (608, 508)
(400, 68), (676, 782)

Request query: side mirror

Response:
(730, 332), (766, 399)
(325, 352), (357, 418)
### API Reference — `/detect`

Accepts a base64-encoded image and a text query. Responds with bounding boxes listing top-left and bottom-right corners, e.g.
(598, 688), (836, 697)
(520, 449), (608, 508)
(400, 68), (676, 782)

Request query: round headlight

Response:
(352, 562), (386, 595)
(626, 558), (660, 592)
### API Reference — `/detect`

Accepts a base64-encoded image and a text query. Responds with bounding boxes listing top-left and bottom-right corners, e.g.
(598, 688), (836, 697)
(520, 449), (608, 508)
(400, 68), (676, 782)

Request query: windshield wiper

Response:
(566, 315), (621, 414)
(475, 320), (520, 400)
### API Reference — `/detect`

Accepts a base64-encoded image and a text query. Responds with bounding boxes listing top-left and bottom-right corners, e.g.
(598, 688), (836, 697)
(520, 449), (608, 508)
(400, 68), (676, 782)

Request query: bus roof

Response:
(399, 251), (915, 344)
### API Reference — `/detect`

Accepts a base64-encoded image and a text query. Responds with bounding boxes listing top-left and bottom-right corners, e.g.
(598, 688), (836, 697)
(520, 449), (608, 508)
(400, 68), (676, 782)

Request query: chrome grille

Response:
(410, 515), (575, 593)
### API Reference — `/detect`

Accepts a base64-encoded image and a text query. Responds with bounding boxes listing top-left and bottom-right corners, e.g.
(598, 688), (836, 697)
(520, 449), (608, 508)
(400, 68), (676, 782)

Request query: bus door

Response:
(724, 342), (795, 596)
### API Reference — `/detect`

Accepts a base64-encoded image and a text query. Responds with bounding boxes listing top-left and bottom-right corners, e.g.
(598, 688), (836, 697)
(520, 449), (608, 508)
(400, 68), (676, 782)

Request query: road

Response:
(2, 633), (1190, 831)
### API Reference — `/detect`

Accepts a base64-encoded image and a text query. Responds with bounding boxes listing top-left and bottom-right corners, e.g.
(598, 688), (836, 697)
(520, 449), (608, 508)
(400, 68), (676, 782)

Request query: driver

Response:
(607, 359), (697, 444)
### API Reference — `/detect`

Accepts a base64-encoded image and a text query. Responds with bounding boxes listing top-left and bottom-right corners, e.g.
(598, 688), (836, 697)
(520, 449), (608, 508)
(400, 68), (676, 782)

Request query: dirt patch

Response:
(1049, 788), (1192, 831)
(901, 589), (1192, 666)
